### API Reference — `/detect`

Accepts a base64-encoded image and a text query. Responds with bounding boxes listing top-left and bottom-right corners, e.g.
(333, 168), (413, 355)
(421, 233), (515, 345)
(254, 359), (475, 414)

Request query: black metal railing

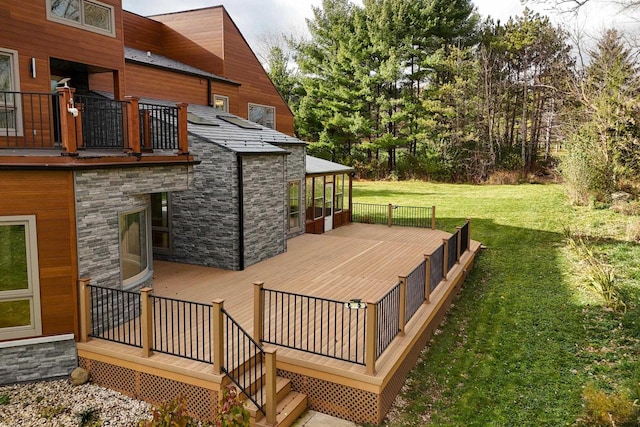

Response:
(351, 203), (389, 225)
(0, 91), (61, 148)
(262, 289), (367, 365)
(222, 308), (265, 415)
(430, 244), (445, 293)
(376, 284), (400, 359)
(405, 260), (426, 323)
(150, 295), (212, 363)
(139, 103), (179, 150)
(75, 94), (128, 149)
(88, 284), (142, 347)
(448, 230), (459, 271)
(351, 203), (432, 228)
(460, 221), (470, 253)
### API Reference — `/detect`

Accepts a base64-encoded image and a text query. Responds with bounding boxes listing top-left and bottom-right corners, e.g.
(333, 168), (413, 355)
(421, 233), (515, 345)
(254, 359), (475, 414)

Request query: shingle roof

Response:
(124, 47), (239, 86)
(306, 155), (353, 175)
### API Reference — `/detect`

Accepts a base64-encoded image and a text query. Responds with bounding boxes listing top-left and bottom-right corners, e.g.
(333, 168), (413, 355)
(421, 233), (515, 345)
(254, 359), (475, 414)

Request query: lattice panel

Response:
(139, 373), (217, 422)
(277, 370), (380, 425)
(86, 359), (137, 397)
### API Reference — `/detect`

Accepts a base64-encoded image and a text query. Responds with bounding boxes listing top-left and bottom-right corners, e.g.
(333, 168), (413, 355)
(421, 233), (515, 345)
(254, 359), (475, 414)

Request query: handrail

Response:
(87, 284), (142, 348)
(221, 308), (266, 415)
(376, 284), (400, 358)
(405, 259), (426, 323)
(0, 91), (62, 149)
(351, 203), (435, 229)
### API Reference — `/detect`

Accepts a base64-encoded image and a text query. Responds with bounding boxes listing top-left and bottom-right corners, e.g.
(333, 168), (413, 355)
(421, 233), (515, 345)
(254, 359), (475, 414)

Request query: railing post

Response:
(442, 238), (449, 281)
(365, 301), (377, 375)
(387, 204), (393, 227)
(264, 348), (277, 426)
(125, 96), (141, 154)
(253, 281), (264, 344)
(431, 206), (436, 230)
(424, 255), (431, 304)
(56, 87), (78, 155)
(177, 103), (189, 154)
(466, 218), (471, 251)
(78, 278), (91, 342)
(398, 276), (406, 336)
(212, 299), (224, 375)
(456, 227), (462, 263)
(140, 287), (153, 358)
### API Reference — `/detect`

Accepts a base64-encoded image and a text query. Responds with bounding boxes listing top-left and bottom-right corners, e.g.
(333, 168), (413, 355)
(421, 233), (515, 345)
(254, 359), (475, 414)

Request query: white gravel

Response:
(0, 380), (151, 426)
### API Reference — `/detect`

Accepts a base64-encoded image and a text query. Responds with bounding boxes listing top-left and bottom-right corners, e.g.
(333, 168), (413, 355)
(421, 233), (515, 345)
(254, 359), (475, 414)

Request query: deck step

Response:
(253, 391), (307, 427)
(246, 375), (291, 418)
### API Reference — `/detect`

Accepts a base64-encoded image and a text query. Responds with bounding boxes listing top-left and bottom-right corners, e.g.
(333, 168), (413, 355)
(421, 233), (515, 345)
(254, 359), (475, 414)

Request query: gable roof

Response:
(124, 47), (239, 86)
(306, 156), (353, 175)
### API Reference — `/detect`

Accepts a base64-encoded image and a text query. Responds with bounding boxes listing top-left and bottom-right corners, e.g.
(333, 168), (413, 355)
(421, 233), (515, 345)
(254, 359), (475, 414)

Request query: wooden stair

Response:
(245, 373), (307, 427)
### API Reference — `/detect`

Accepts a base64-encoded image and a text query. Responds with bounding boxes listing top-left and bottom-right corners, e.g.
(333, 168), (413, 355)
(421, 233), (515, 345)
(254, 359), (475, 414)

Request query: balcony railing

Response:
(0, 88), (188, 155)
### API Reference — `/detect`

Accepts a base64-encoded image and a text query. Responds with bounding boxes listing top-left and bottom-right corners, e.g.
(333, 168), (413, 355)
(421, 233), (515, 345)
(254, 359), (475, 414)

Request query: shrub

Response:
(139, 396), (201, 427)
(215, 386), (249, 427)
(579, 385), (639, 426)
(485, 170), (524, 185)
(0, 395), (9, 405)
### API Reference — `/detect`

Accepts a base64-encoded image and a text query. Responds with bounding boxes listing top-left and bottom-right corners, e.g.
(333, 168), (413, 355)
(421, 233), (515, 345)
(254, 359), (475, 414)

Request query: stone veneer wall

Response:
(0, 335), (77, 385)
(280, 144), (306, 239)
(74, 164), (193, 289)
(165, 138), (240, 270)
(242, 154), (287, 267)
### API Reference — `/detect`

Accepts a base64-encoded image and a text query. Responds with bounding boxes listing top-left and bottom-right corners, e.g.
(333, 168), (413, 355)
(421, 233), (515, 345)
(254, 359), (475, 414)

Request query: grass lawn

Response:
(352, 181), (639, 426)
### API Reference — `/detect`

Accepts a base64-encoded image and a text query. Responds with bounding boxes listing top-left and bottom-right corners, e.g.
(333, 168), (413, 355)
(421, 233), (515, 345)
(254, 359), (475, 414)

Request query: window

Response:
(288, 181), (301, 231)
(151, 193), (171, 254)
(119, 208), (149, 286)
(213, 95), (229, 113)
(0, 48), (21, 134)
(248, 103), (275, 129)
(305, 177), (313, 221)
(47, 0), (115, 37)
(313, 177), (324, 220)
(335, 174), (344, 212)
(0, 216), (41, 340)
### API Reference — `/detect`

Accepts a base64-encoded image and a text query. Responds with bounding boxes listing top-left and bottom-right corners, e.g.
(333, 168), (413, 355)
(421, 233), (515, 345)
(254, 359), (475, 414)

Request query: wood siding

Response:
(1, 0), (125, 98)
(0, 170), (77, 338)
(122, 11), (163, 53)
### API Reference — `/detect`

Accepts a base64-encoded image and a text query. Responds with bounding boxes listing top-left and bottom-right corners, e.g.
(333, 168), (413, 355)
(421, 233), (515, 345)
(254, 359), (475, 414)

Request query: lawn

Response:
(351, 181), (640, 426)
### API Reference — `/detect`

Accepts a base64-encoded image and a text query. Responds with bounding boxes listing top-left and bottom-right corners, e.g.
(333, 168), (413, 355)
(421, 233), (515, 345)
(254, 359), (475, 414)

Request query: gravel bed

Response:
(0, 380), (151, 426)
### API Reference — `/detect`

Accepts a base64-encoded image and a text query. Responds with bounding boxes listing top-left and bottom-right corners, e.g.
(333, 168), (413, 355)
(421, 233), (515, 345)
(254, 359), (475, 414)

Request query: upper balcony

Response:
(0, 87), (193, 167)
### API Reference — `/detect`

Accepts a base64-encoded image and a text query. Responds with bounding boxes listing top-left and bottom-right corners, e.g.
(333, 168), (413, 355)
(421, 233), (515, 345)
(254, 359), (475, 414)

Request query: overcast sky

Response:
(122, 0), (638, 54)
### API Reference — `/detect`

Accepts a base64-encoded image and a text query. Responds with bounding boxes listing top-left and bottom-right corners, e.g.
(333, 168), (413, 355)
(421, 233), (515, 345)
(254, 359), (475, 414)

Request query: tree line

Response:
(265, 0), (640, 202)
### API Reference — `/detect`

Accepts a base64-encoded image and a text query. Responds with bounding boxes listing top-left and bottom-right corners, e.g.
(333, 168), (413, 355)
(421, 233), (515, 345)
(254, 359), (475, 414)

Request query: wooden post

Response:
(125, 96), (140, 154)
(142, 110), (151, 150)
(387, 204), (393, 227)
(140, 287), (153, 358)
(424, 255), (431, 304)
(78, 278), (91, 342)
(365, 301), (377, 375)
(456, 226), (462, 263)
(56, 87), (78, 155)
(177, 103), (189, 154)
(264, 348), (277, 426)
(466, 218), (471, 251)
(398, 277), (406, 335)
(212, 299), (224, 375)
(348, 173), (353, 223)
(253, 281), (264, 343)
(442, 239), (449, 281)
(431, 206), (436, 230)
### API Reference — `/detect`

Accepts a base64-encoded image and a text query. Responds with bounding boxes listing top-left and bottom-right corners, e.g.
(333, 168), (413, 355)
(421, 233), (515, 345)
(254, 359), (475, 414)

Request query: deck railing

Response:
(0, 89), (188, 155)
(404, 259), (427, 323)
(150, 294), (212, 363)
(430, 244), (445, 293)
(376, 284), (401, 359)
(0, 91), (62, 149)
(258, 287), (367, 365)
(447, 230), (459, 273)
(86, 284), (142, 348)
(351, 203), (436, 229)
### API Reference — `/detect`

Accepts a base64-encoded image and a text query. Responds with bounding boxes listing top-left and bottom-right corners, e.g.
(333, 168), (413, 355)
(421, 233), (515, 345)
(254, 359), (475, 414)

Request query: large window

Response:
(335, 174), (344, 212)
(120, 208), (149, 286)
(288, 181), (301, 231)
(313, 177), (324, 220)
(47, 0), (115, 37)
(151, 193), (171, 254)
(0, 216), (41, 340)
(0, 48), (21, 134)
(248, 103), (275, 129)
(213, 95), (229, 113)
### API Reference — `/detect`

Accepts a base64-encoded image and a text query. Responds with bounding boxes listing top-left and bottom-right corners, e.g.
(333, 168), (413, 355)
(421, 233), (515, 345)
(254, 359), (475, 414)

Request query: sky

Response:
(122, 0), (638, 55)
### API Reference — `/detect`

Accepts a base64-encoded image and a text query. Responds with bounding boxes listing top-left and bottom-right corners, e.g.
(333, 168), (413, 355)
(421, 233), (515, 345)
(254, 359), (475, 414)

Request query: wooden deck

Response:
(77, 222), (481, 424)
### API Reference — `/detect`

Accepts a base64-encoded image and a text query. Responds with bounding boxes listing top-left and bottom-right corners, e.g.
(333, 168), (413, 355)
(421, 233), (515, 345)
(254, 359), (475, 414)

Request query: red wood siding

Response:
(0, 170), (78, 338)
(122, 11), (163, 53)
(122, 63), (209, 105)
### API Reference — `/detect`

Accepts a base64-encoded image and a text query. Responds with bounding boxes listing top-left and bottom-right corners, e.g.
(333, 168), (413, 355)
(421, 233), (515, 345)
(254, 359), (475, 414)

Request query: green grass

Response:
(352, 181), (639, 426)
